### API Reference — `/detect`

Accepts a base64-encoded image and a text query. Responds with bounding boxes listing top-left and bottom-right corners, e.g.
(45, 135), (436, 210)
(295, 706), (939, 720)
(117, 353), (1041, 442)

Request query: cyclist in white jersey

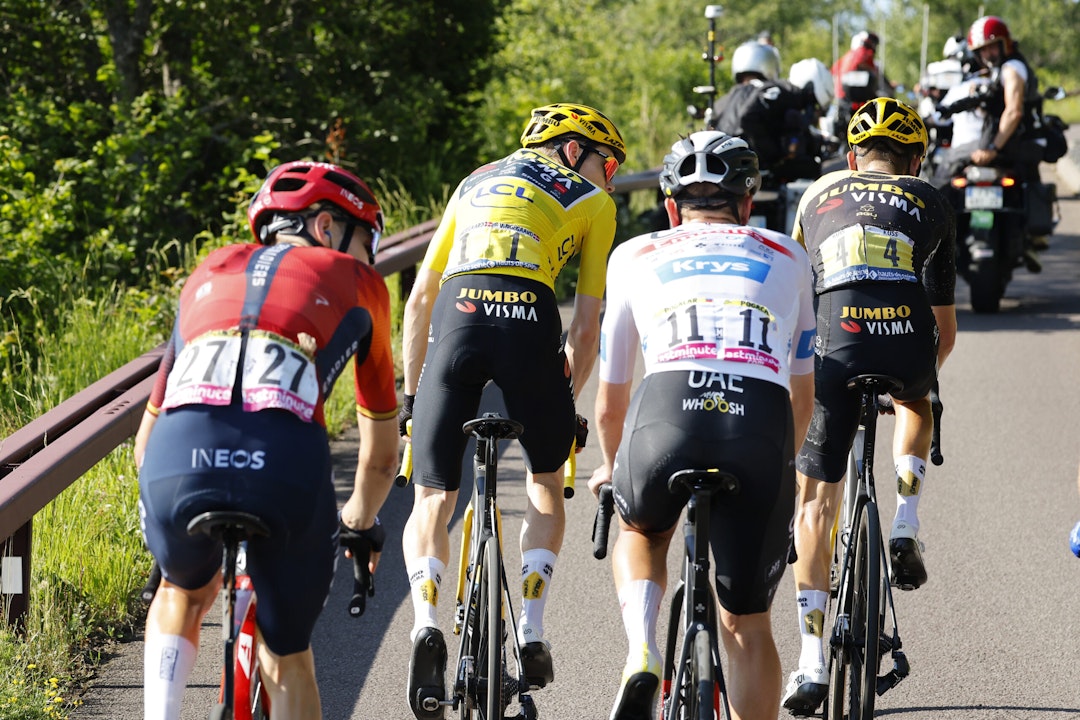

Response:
(589, 132), (816, 720)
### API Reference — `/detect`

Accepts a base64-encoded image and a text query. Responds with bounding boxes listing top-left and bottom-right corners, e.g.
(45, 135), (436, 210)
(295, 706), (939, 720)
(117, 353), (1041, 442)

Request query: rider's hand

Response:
(574, 413), (588, 452)
(1069, 521), (1080, 558)
(340, 515), (386, 574)
(398, 394), (414, 437)
(587, 465), (611, 499)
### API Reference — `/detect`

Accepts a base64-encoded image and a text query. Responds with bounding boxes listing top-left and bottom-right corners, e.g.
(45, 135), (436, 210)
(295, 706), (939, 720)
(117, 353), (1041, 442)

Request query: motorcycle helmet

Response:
(520, 103), (627, 164)
(851, 31), (880, 51)
(731, 41), (781, 82)
(942, 35), (966, 60)
(847, 98), (928, 160)
(789, 58), (835, 108)
(659, 131), (761, 200)
(968, 16), (1013, 55)
(247, 161), (384, 259)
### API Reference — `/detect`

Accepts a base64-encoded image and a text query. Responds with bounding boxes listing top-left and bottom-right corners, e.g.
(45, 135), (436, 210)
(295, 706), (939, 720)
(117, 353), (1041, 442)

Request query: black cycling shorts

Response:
(139, 404), (337, 656)
(411, 274), (575, 491)
(796, 285), (938, 483)
(612, 371), (795, 616)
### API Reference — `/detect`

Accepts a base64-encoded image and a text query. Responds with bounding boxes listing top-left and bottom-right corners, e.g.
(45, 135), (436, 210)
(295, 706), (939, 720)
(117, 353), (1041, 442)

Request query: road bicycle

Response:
(823, 375), (943, 720)
(396, 411), (579, 720)
(592, 468), (737, 720)
(142, 506), (376, 719)
(185, 510), (271, 720)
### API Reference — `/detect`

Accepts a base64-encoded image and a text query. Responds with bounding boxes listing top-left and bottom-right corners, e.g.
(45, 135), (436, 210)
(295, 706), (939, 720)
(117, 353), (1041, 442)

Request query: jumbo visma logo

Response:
(655, 255), (770, 283)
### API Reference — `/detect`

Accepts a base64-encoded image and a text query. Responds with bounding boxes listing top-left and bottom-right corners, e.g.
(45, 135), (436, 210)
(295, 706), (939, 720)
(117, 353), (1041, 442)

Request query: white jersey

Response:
(600, 221), (816, 390)
(941, 75), (992, 147)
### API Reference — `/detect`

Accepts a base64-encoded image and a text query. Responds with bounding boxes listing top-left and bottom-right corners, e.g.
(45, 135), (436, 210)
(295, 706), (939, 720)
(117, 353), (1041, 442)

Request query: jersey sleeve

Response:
(420, 182), (465, 276)
(790, 247), (817, 377)
(576, 198), (618, 299)
(147, 321), (182, 415)
(353, 266), (399, 420)
(598, 244), (639, 384)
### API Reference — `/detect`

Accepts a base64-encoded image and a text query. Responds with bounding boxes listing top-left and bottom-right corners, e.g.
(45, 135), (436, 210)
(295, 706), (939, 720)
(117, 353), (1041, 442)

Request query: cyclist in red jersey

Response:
(134, 162), (400, 719)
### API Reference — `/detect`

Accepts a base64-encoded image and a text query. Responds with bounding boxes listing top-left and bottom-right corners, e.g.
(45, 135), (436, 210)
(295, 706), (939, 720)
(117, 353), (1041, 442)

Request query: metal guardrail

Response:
(0, 170), (660, 625)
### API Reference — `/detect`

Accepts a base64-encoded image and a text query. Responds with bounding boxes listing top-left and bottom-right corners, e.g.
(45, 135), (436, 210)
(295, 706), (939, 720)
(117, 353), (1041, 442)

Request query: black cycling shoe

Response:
(408, 627), (447, 720)
(610, 671), (659, 720)
(519, 640), (554, 689)
(890, 537), (928, 590)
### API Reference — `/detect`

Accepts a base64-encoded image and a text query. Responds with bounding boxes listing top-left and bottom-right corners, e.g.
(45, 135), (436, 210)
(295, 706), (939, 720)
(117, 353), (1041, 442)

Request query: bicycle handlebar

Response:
(564, 439), (577, 499)
(592, 484), (615, 559)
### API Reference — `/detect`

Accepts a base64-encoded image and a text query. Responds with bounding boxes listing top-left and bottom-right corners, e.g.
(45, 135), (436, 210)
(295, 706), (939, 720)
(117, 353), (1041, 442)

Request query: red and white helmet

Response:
(247, 161), (384, 256)
(968, 16), (1012, 54)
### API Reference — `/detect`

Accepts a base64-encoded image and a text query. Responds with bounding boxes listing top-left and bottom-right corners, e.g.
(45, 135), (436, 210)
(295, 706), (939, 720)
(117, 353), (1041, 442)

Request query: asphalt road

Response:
(76, 150), (1080, 719)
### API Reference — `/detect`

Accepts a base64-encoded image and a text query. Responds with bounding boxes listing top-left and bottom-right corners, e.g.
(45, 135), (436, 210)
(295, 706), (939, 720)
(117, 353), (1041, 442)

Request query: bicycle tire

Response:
(827, 501), (881, 720)
(483, 535), (503, 720)
(691, 630), (714, 720)
(459, 535), (486, 720)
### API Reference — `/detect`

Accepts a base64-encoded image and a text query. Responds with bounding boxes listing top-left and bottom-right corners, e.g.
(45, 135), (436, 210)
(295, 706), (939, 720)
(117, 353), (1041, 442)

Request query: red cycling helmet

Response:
(968, 16), (1012, 55)
(247, 161), (384, 259)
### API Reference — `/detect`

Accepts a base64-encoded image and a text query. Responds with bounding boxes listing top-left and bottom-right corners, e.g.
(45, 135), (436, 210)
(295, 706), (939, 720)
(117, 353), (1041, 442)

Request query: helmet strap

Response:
(262, 214), (321, 248)
(558, 141), (589, 174)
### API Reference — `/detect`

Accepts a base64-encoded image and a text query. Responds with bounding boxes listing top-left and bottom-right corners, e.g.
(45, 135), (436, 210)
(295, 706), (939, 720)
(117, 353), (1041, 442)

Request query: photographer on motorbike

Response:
(712, 40), (823, 184)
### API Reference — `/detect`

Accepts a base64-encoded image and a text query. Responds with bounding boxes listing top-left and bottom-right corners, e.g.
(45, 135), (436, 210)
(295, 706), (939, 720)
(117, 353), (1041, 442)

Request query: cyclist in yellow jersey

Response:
(398, 103), (626, 720)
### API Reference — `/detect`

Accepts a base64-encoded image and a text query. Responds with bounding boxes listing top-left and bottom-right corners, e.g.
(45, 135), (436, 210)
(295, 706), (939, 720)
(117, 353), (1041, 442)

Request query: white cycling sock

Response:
(143, 633), (197, 720)
(406, 556), (445, 642)
(893, 454), (926, 537)
(518, 548), (558, 645)
(795, 590), (829, 670)
(618, 579), (663, 675)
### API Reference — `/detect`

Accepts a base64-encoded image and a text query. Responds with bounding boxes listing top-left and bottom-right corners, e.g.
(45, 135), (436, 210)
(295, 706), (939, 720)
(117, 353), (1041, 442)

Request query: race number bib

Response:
(161, 330), (319, 422)
(818, 225), (917, 288)
(653, 298), (781, 374)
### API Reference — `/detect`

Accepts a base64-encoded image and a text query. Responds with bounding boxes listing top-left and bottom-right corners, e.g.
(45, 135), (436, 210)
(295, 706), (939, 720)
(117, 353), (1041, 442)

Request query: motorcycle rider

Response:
(712, 40), (823, 185)
(965, 15), (1048, 254)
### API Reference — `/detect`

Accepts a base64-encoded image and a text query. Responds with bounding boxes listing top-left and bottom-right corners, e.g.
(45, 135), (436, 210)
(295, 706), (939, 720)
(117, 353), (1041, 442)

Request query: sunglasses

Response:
(581, 143), (620, 183)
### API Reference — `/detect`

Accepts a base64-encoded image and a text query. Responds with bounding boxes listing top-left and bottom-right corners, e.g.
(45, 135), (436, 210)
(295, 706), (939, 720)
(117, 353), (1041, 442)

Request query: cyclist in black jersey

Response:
(398, 103), (626, 720)
(781, 98), (957, 715)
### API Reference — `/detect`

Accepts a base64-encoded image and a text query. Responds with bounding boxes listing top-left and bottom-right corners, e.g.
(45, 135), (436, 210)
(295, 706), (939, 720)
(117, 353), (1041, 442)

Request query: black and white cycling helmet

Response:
(659, 131), (761, 199)
(731, 41), (781, 82)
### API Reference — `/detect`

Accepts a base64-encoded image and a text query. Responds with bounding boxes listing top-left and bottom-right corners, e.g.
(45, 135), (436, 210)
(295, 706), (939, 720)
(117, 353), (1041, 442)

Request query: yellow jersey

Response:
(421, 148), (617, 299)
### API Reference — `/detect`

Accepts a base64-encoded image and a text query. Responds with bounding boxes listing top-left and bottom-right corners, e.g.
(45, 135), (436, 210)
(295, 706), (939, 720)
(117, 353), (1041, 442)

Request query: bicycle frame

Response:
(826, 377), (909, 720)
(662, 469), (735, 720)
(229, 553), (270, 720)
(452, 414), (536, 720)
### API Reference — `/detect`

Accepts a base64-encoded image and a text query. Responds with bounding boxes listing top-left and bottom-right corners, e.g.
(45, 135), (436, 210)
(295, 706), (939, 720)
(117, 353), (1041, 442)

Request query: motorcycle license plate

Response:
(965, 185), (1003, 210)
(970, 210), (994, 229)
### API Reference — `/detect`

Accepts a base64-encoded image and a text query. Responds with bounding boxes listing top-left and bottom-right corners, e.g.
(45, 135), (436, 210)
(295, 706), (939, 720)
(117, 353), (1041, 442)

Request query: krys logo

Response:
(655, 254), (770, 284)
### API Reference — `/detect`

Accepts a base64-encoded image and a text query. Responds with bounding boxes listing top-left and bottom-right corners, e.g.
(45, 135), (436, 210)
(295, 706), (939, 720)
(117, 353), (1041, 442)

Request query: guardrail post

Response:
(2, 520), (31, 630)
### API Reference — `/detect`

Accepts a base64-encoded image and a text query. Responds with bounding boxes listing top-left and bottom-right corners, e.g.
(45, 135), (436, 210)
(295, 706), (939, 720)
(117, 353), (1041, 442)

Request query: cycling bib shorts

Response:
(612, 371), (795, 615)
(139, 403), (337, 656)
(410, 274), (575, 491)
(797, 284), (938, 484)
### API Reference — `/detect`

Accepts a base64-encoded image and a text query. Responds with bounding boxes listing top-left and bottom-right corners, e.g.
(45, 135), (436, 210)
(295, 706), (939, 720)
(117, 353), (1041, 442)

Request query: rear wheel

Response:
(968, 249), (1003, 313)
(690, 630), (715, 720)
(482, 536), (503, 720)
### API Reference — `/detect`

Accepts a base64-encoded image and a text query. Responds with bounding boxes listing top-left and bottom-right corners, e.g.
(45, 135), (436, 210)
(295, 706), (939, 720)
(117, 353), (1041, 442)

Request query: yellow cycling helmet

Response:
(520, 103), (627, 164)
(847, 97), (928, 159)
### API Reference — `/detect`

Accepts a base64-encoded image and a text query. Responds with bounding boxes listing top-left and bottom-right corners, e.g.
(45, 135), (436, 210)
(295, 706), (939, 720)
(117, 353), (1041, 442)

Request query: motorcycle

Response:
(932, 85), (1067, 313)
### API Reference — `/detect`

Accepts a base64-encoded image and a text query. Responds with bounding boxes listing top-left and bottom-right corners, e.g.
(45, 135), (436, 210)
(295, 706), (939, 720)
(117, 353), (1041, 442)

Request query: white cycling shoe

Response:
(781, 664), (828, 716)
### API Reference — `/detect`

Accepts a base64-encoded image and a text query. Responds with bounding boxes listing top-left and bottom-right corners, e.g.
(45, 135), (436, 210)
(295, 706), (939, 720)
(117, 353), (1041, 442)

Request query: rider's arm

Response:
(789, 371), (815, 455)
(589, 378), (632, 494)
(340, 413), (399, 572)
(992, 64), (1025, 151)
(565, 294), (602, 401)
(931, 305), (957, 368)
(402, 267), (442, 396)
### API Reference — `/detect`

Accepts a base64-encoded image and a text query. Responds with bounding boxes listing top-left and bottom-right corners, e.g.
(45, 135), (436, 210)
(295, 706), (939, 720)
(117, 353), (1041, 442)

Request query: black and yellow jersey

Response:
(792, 169), (956, 305)
(421, 148), (617, 299)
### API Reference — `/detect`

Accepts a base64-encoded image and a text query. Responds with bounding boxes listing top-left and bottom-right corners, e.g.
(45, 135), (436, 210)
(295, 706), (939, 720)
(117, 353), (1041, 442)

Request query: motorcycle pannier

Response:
(1025, 182), (1056, 236)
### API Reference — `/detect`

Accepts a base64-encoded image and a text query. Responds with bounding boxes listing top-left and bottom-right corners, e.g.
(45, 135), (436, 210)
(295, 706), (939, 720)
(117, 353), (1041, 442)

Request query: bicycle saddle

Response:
(846, 373), (904, 396)
(462, 412), (524, 440)
(668, 468), (740, 496)
(186, 510), (271, 542)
